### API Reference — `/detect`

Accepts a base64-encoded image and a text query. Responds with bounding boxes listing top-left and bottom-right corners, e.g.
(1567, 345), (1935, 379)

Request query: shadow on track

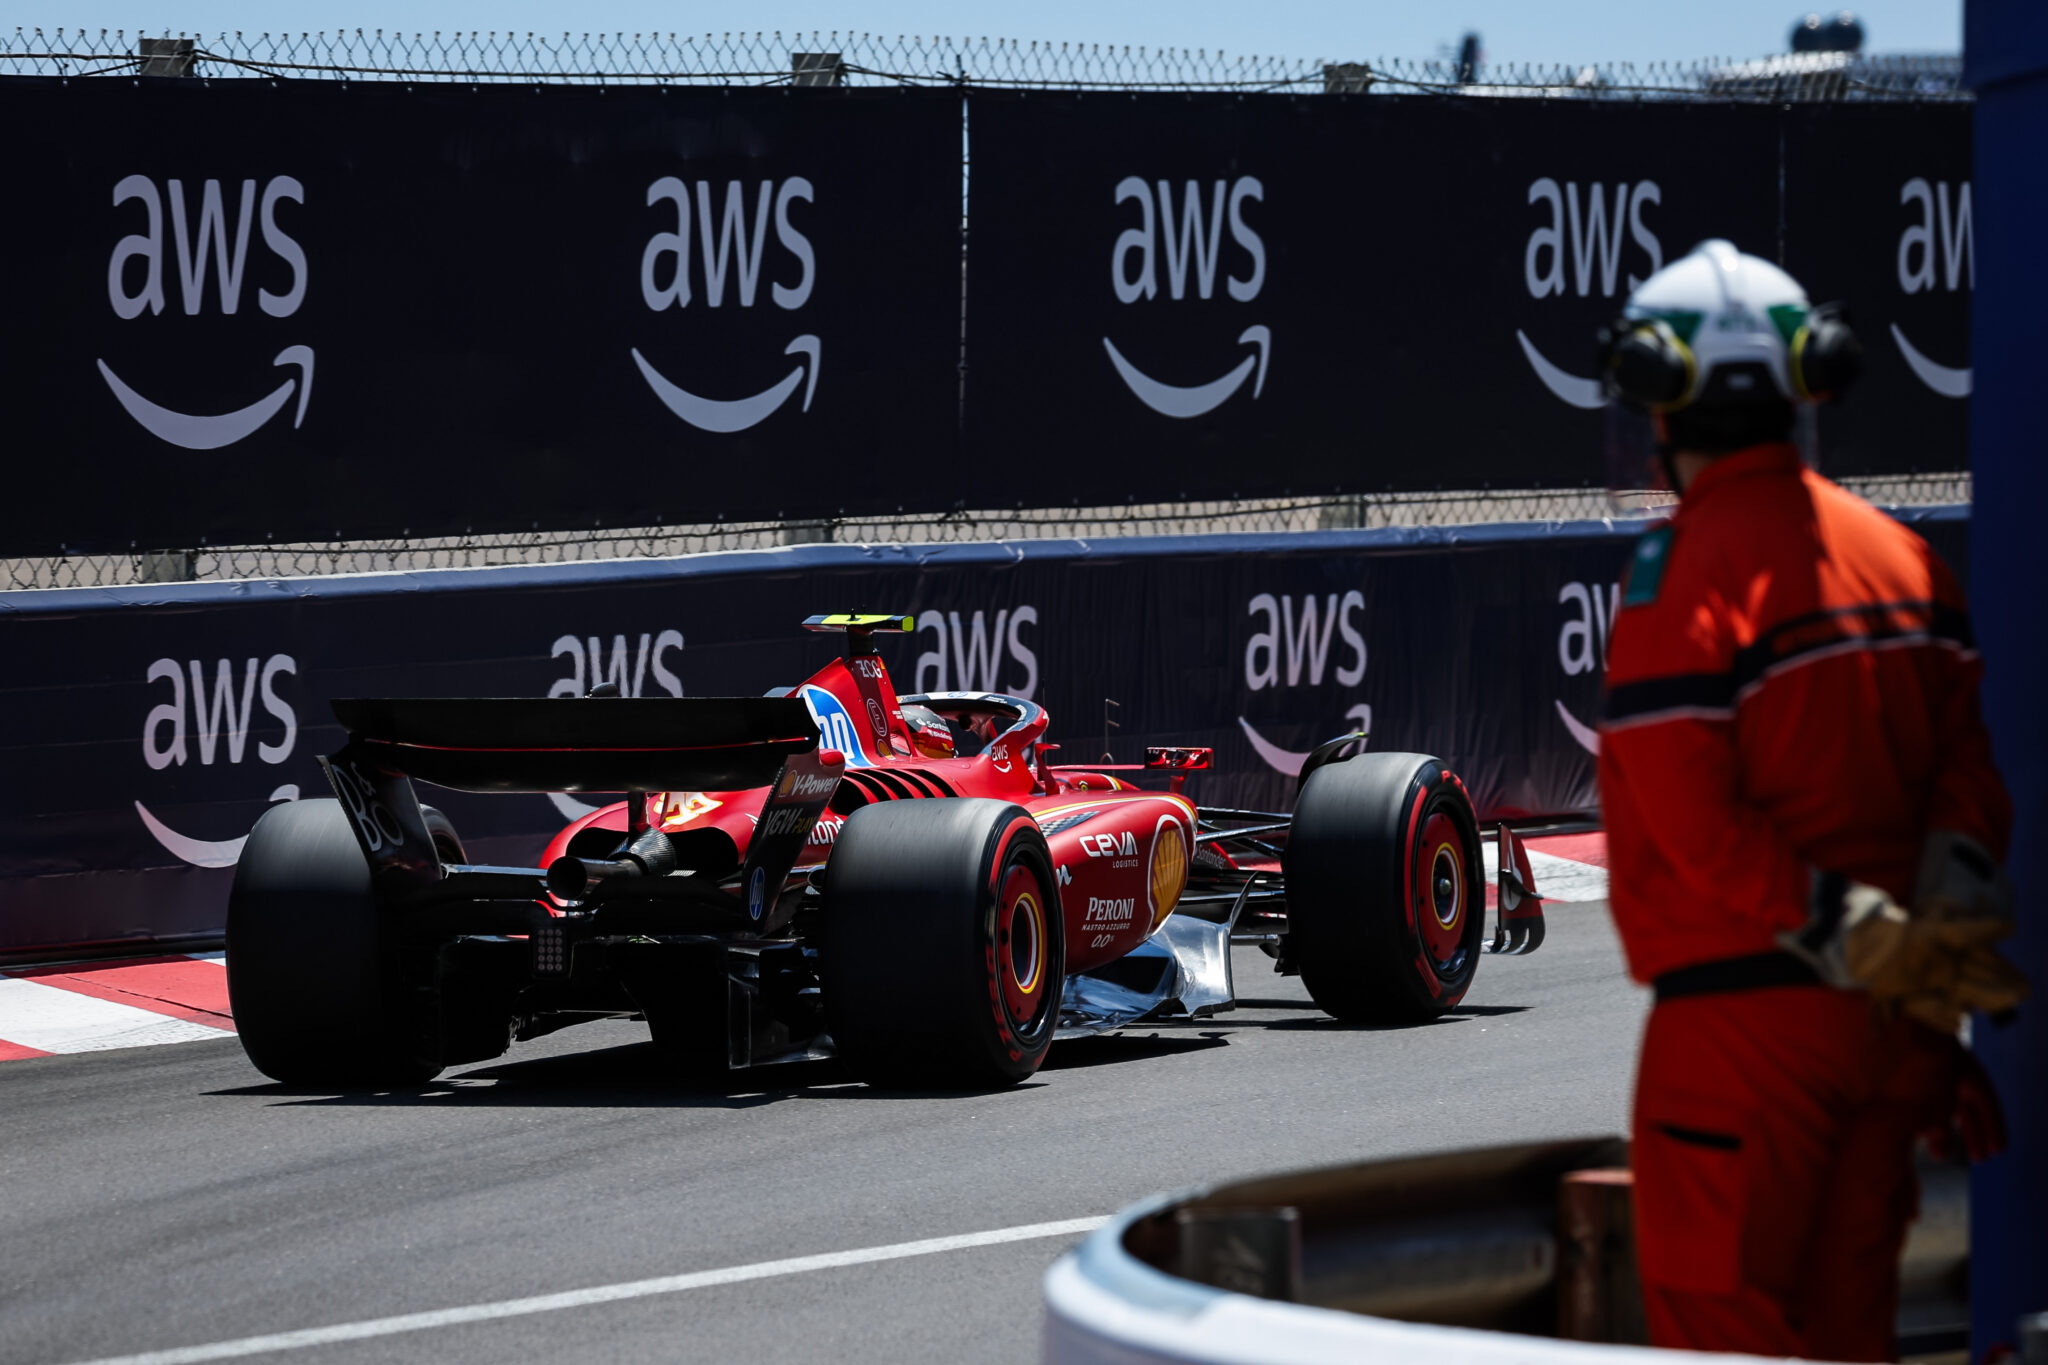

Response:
(205, 1028), (1227, 1108)
(1230, 1002), (1530, 1033)
(208, 1043), (904, 1110)
(1040, 1032), (1229, 1070)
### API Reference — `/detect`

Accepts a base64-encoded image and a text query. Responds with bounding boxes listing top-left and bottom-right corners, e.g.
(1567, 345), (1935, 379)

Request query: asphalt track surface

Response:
(1, 903), (1648, 1365)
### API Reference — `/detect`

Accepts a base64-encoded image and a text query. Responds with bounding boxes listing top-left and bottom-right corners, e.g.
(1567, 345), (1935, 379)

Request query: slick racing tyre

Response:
(418, 804), (467, 864)
(1283, 753), (1485, 1024)
(823, 799), (1064, 1089)
(227, 798), (444, 1086)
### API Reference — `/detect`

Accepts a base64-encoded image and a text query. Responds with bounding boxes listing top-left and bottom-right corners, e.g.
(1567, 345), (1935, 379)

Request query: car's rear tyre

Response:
(227, 797), (444, 1086)
(1283, 753), (1484, 1024)
(823, 798), (1064, 1089)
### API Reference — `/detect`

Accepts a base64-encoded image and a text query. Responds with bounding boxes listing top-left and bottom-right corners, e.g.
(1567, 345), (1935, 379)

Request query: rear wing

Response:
(317, 697), (836, 929)
(330, 697), (818, 793)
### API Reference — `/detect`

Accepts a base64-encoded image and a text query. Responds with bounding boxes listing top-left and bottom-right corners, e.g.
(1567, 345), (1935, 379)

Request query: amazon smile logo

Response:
(136, 653), (301, 867)
(1893, 177), (1973, 398)
(1518, 177), (1664, 409)
(634, 176), (822, 433)
(102, 175), (315, 448)
(1555, 578), (1620, 756)
(1105, 175), (1269, 419)
(1236, 591), (1372, 776)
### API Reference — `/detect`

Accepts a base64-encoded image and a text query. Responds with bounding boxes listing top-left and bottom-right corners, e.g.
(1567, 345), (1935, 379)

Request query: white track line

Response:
(61, 1216), (1110, 1365)
(0, 978), (229, 1054)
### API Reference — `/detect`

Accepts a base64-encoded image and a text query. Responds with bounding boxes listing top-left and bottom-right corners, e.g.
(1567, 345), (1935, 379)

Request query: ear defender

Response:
(1597, 317), (1696, 411)
(1791, 301), (1863, 401)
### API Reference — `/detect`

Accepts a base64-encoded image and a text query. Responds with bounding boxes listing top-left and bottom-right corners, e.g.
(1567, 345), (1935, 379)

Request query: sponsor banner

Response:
(0, 80), (962, 555)
(963, 92), (1964, 495)
(1782, 103), (1973, 475)
(0, 508), (1965, 955)
(962, 92), (1779, 495)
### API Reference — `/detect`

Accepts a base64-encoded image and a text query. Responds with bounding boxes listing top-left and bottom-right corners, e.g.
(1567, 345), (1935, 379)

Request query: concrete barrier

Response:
(1042, 1139), (1966, 1364)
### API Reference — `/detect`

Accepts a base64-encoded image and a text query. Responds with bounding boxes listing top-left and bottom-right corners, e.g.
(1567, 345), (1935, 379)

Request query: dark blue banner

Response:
(0, 509), (1966, 957)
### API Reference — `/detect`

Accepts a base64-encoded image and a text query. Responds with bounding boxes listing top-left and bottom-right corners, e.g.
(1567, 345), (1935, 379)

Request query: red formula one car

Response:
(227, 615), (1544, 1089)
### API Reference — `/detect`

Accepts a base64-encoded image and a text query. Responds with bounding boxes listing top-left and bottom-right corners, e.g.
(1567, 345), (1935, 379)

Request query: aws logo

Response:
(136, 653), (300, 867)
(1516, 178), (1664, 409)
(1892, 178), (1972, 399)
(102, 175), (314, 449)
(1105, 176), (1269, 419)
(544, 630), (686, 820)
(1236, 591), (1372, 776)
(910, 608), (1040, 700)
(633, 177), (820, 433)
(1553, 580), (1621, 755)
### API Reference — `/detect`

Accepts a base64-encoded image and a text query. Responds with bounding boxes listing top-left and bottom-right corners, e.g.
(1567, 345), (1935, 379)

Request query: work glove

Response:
(1777, 841), (2029, 1033)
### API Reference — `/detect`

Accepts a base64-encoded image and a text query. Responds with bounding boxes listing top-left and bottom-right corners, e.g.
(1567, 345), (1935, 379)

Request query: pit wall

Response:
(0, 511), (1967, 958)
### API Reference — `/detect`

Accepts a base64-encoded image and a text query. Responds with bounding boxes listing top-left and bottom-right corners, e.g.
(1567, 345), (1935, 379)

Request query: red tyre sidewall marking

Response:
(1406, 770), (1445, 998)
(983, 815), (1047, 1063)
(1416, 810), (1467, 965)
(997, 863), (1046, 1025)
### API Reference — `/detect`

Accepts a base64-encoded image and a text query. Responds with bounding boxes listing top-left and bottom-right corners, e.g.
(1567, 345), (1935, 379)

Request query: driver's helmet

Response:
(899, 704), (957, 760)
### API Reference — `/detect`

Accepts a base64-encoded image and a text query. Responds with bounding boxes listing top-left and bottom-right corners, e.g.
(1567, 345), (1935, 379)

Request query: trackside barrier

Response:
(0, 76), (1970, 558)
(1040, 1140), (1968, 1365)
(0, 511), (1967, 959)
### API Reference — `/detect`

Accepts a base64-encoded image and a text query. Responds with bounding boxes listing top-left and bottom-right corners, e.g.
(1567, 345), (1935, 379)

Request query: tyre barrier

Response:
(1041, 1138), (1967, 1365)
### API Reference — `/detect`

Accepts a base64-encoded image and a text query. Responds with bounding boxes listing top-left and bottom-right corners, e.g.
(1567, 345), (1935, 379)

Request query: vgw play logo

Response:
(633, 177), (820, 432)
(1517, 178), (1664, 409)
(1892, 177), (1972, 398)
(1105, 176), (1269, 418)
(103, 175), (313, 447)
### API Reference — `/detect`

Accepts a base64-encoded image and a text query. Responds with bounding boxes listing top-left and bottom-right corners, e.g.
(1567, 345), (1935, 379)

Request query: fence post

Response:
(791, 52), (843, 87)
(137, 37), (196, 76)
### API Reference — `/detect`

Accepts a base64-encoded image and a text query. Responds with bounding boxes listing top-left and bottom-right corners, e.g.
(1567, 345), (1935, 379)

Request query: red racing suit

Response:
(1597, 443), (2009, 1359)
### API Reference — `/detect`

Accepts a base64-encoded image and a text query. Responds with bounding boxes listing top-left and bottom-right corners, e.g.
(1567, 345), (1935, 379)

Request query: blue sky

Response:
(8, 1), (1961, 68)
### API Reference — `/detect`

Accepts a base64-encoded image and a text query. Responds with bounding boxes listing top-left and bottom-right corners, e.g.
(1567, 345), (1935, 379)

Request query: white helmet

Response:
(1599, 239), (1860, 413)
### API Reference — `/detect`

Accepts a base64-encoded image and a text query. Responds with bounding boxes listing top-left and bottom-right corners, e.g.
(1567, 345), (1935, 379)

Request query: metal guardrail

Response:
(1044, 1138), (1968, 1362)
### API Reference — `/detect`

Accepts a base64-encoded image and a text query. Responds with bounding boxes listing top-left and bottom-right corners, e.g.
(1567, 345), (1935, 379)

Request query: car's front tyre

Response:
(1283, 753), (1485, 1024)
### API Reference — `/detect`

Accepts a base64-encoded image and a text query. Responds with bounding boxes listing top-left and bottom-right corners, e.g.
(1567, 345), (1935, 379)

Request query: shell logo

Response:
(1147, 816), (1189, 932)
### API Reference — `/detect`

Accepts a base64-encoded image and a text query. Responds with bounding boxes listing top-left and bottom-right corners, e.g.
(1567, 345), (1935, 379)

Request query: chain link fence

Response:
(6, 27), (1964, 98)
(2, 29), (1969, 589)
(4, 476), (1968, 590)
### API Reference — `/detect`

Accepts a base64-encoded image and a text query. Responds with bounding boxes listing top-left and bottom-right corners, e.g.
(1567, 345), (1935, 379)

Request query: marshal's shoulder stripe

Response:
(1602, 597), (1976, 731)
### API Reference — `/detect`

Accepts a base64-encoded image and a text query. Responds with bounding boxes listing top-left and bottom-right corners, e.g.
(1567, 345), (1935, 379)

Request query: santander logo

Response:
(1105, 176), (1268, 419)
(633, 177), (820, 433)
(1517, 177), (1663, 410)
(102, 175), (314, 448)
